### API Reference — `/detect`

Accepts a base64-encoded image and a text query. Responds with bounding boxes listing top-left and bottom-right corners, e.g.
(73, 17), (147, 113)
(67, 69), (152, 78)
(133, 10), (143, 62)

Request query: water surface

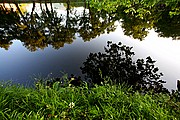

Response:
(0, 2), (180, 90)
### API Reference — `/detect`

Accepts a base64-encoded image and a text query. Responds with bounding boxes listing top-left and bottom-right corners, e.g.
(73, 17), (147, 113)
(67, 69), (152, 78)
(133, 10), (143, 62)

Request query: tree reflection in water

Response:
(0, 3), (20, 50)
(0, 1), (117, 51)
(0, 0), (180, 51)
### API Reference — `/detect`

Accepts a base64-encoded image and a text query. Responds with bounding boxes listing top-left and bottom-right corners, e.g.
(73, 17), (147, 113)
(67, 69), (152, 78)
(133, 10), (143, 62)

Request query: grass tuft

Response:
(0, 81), (179, 119)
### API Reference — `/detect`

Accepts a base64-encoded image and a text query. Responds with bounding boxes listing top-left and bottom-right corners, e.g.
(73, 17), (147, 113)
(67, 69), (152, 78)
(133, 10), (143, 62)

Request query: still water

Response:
(0, 2), (180, 90)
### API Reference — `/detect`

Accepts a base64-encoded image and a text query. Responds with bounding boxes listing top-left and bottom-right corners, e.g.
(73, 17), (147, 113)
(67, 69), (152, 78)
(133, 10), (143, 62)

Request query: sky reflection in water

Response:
(0, 3), (180, 90)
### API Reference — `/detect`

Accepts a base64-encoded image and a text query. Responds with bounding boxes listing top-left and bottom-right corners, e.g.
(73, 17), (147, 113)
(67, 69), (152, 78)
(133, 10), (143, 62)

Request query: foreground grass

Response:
(0, 82), (179, 120)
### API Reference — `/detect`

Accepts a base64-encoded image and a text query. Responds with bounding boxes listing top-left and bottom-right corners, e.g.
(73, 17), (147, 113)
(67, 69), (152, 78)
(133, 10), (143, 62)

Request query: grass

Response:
(0, 81), (179, 120)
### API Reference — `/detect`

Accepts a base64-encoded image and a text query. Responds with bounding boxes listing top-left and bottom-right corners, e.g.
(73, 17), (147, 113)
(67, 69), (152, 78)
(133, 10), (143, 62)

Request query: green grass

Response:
(0, 81), (179, 120)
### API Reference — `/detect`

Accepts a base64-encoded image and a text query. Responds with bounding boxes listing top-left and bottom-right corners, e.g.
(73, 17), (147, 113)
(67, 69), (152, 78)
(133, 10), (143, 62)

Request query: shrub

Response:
(81, 41), (169, 93)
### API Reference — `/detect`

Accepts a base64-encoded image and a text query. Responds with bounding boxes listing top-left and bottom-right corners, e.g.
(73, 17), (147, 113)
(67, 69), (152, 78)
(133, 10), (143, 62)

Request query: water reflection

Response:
(0, 1), (180, 51)
(0, 1), (180, 90)
(154, 10), (180, 40)
(0, 1), (117, 51)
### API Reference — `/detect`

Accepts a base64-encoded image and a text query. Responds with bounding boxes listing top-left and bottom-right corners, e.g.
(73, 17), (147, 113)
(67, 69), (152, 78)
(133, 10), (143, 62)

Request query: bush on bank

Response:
(81, 41), (169, 94)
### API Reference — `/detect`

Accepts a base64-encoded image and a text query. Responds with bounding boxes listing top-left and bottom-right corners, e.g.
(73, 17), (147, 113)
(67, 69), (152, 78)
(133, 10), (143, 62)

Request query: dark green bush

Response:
(81, 41), (169, 93)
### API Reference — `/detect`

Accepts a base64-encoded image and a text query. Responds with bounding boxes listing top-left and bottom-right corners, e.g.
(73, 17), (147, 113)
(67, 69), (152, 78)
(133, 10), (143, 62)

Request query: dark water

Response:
(0, 2), (180, 90)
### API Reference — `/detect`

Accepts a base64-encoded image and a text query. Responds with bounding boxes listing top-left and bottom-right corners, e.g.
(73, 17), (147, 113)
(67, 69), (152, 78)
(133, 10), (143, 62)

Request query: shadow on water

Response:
(0, 0), (180, 51)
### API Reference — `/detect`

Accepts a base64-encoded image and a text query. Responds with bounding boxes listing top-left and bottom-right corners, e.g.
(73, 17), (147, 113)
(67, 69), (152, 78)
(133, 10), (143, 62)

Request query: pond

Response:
(0, 1), (180, 90)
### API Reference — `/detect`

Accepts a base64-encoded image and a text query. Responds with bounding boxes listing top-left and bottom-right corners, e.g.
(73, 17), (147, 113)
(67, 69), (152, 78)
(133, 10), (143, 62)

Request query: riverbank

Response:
(0, 81), (179, 119)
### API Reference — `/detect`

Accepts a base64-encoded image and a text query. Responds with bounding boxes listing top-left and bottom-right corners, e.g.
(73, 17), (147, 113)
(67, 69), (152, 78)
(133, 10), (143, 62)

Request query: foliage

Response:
(0, 1), (117, 51)
(0, 4), (20, 50)
(81, 41), (169, 93)
(0, 0), (180, 51)
(89, 0), (119, 13)
(0, 81), (179, 119)
(154, 7), (180, 40)
(34, 73), (83, 89)
(90, 0), (180, 40)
